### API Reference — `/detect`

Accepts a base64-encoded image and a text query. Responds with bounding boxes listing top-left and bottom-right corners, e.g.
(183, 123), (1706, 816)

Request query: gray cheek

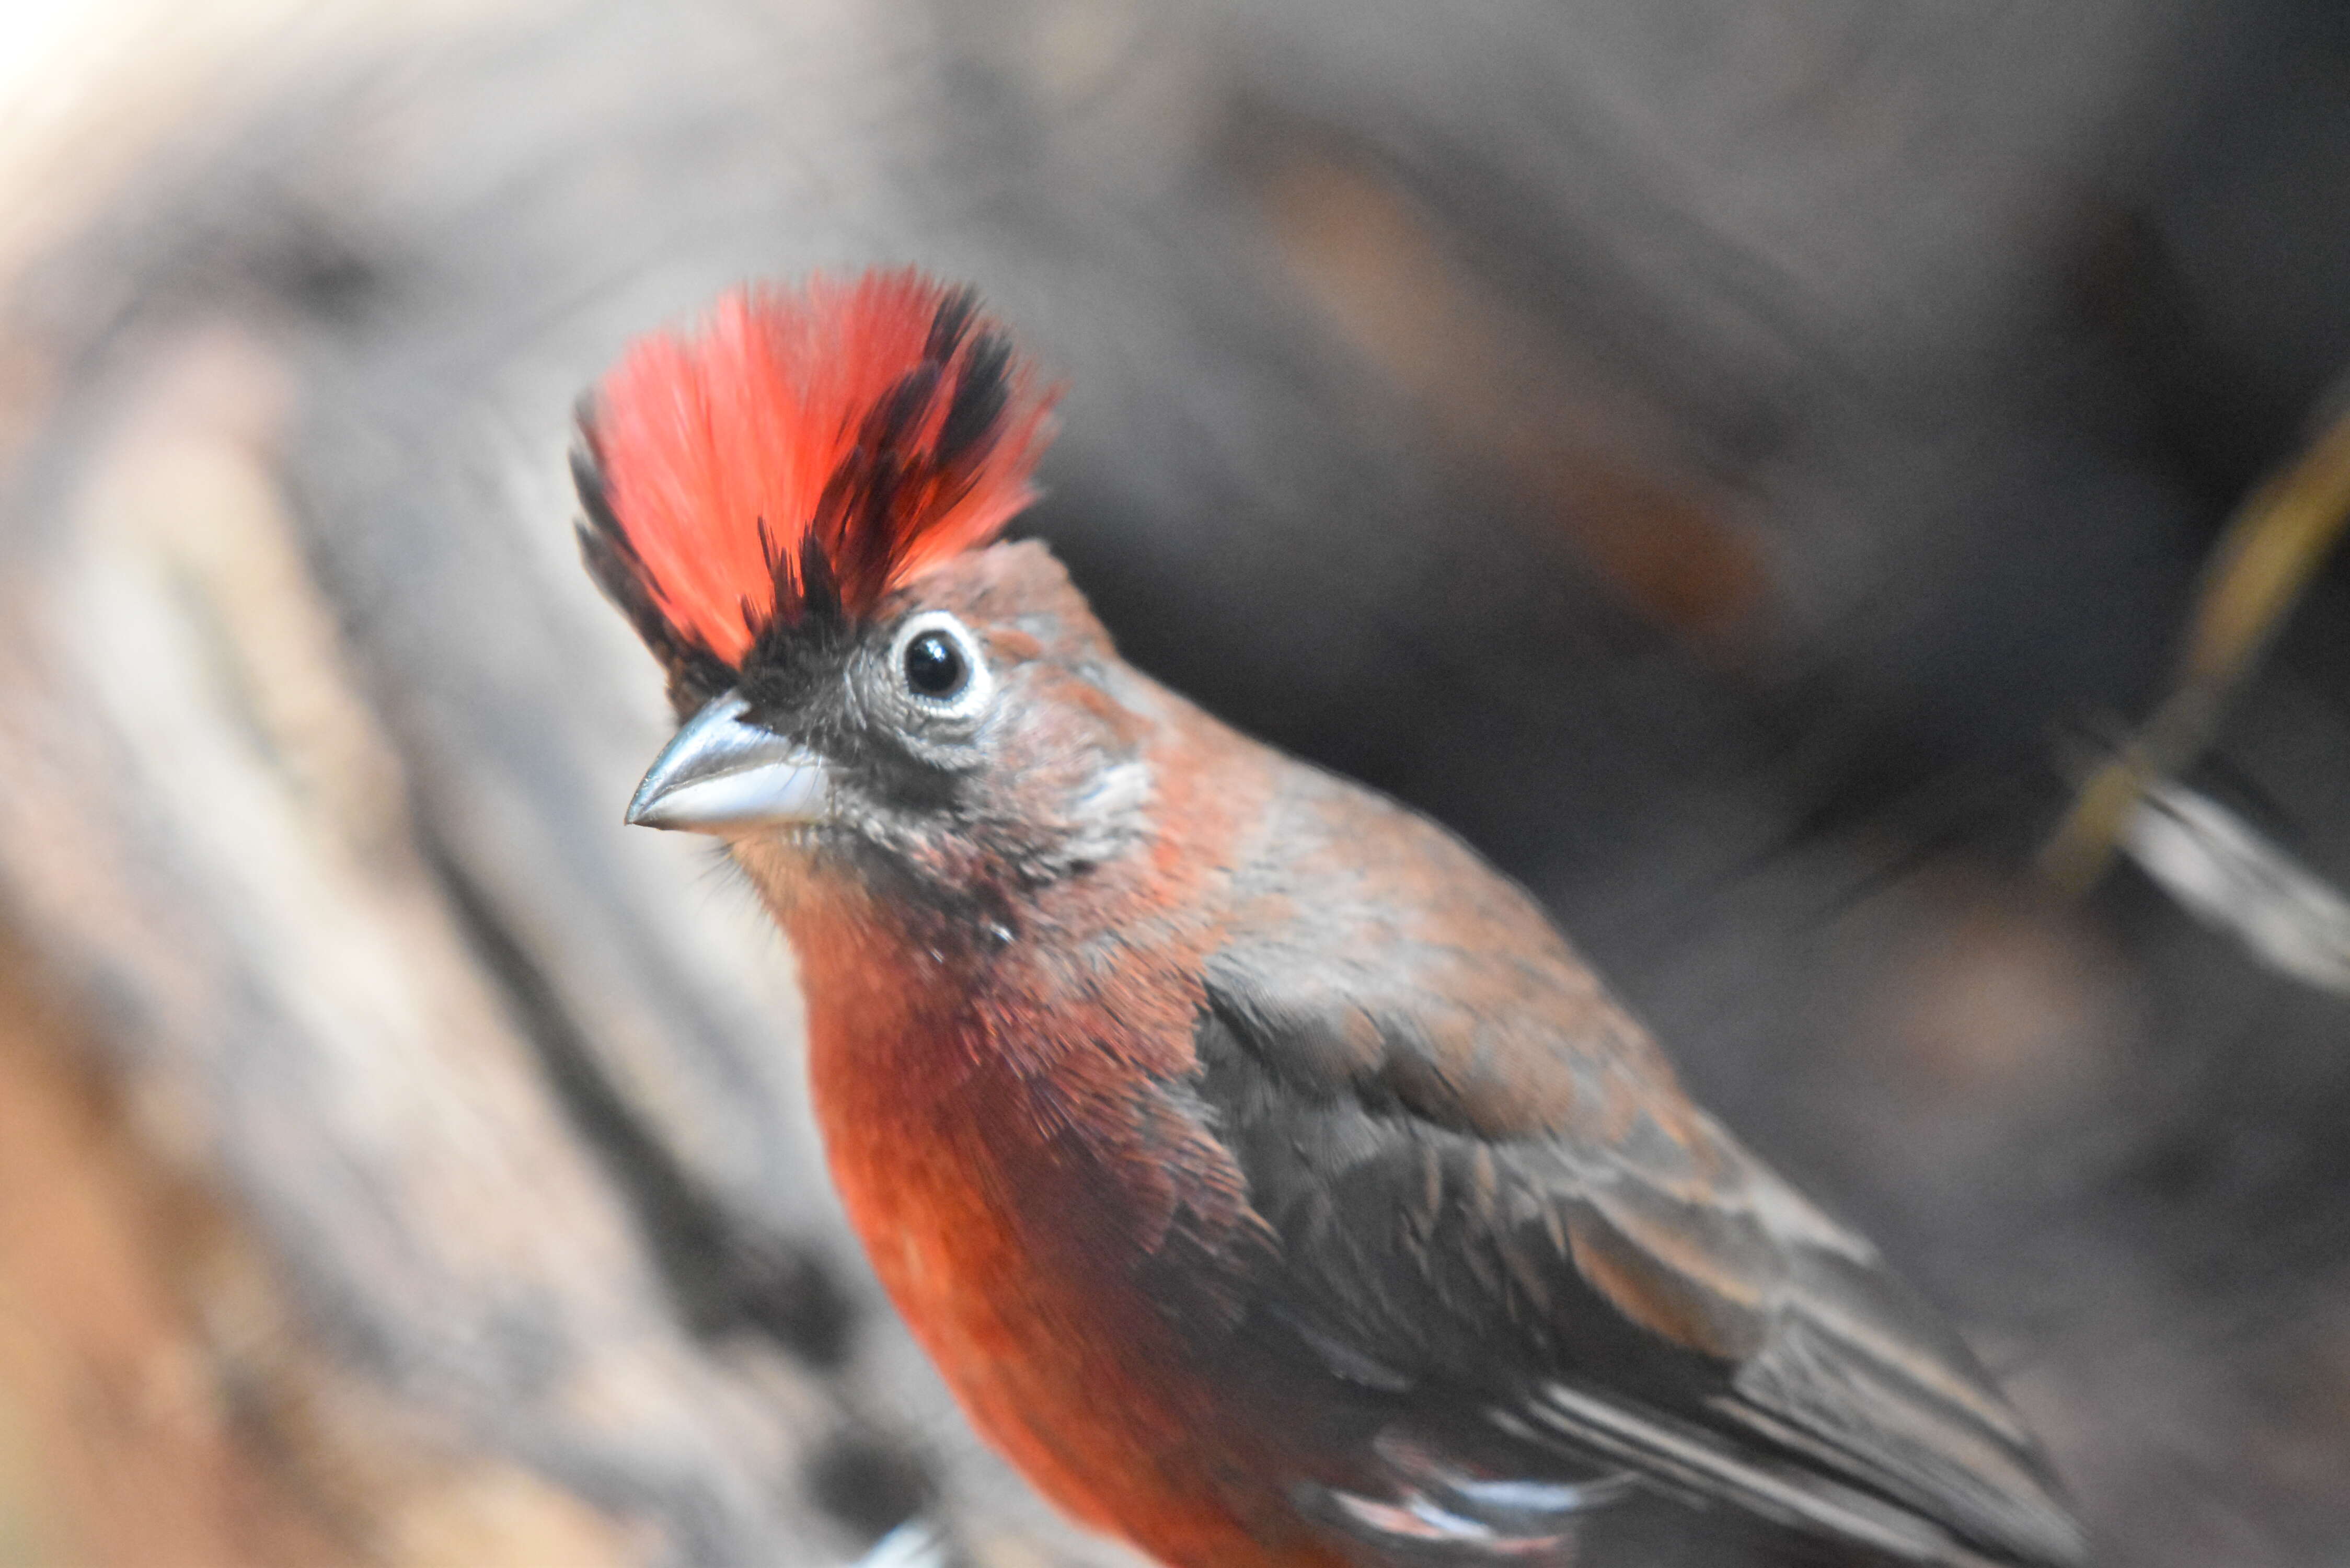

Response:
(891, 728), (990, 777)
(843, 655), (994, 775)
(1069, 756), (1151, 819)
(1058, 758), (1154, 866)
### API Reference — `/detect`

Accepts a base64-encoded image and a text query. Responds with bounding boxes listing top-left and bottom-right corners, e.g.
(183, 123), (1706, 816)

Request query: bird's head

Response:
(577, 270), (1155, 909)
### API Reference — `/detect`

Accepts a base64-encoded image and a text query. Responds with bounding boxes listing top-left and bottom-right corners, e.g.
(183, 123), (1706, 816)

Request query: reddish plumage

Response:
(752, 712), (1337, 1566)
(581, 270), (1054, 665)
(580, 270), (2088, 1568)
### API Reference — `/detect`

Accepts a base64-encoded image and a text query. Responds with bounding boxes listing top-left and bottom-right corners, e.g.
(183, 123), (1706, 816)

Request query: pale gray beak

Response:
(627, 690), (831, 834)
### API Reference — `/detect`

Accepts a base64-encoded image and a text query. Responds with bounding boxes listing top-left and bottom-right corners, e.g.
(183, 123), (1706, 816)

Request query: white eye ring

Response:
(889, 609), (994, 721)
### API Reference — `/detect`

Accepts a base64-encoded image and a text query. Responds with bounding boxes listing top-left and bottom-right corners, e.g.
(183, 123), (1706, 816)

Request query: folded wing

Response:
(1188, 770), (2084, 1567)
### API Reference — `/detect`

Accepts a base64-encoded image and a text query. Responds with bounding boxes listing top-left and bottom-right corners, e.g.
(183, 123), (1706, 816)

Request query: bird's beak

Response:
(627, 690), (831, 835)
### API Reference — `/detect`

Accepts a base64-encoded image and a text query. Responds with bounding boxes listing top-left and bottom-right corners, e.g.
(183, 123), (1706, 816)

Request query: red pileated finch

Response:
(574, 270), (2086, 1568)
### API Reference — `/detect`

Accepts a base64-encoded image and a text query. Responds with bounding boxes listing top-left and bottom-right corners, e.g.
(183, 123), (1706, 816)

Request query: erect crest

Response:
(574, 269), (1057, 698)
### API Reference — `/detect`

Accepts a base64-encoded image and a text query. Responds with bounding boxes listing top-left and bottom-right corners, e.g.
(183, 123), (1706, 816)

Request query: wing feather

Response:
(1190, 770), (2085, 1566)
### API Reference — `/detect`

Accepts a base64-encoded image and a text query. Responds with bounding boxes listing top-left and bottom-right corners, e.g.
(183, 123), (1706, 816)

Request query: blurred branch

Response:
(2122, 781), (2350, 994)
(2042, 391), (2350, 898)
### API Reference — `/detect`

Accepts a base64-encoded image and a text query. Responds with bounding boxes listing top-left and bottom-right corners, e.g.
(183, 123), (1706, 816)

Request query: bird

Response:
(573, 268), (2089, 1568)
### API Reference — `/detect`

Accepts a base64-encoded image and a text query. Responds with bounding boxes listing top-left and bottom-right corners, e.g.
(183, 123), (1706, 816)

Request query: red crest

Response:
(577, 270), (1056, 675)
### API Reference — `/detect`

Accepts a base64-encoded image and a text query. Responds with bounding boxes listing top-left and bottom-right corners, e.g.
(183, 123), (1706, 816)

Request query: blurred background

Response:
(0, 1), (2346, 1564)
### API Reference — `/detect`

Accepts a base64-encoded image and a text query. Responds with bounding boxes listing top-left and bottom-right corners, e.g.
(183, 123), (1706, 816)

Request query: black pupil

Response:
(903, 630), (967, 698)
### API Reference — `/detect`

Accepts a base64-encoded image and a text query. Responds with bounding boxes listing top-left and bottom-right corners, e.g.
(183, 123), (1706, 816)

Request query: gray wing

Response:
(1189, 770), (2086, 1566)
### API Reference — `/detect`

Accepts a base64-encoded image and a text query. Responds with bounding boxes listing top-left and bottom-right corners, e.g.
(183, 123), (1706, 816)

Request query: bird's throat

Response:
(729, 749), (1352, 1567)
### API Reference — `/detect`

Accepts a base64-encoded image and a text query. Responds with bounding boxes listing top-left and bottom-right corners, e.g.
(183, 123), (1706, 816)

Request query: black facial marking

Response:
(797, 527), (845, 626)
(742, 534), (854, 712)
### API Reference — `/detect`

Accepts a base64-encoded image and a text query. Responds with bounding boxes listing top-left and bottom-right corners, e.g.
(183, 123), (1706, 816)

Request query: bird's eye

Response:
(888, 611), (992, 723)
(903, 630), (967, 698)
